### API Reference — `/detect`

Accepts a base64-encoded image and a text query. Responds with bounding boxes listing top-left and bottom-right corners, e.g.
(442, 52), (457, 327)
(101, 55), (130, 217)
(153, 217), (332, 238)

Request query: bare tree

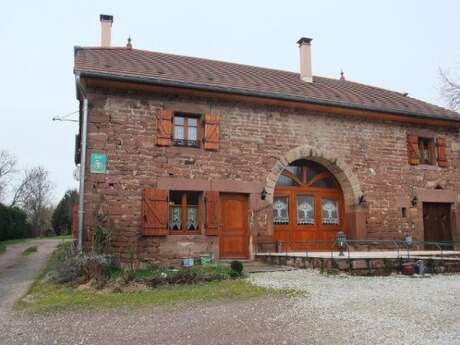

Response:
(440, 68), (460, 112)
(11, 166), (54, 236)
(0, 150), (17, 201)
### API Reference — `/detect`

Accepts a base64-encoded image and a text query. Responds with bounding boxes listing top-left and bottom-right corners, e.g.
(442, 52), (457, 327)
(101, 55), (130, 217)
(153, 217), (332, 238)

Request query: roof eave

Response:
(75, 69), (460, 124)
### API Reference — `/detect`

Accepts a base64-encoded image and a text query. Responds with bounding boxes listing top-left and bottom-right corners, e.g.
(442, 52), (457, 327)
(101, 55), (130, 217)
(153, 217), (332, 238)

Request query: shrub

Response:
(47, 242), (115, 287)
(145, 264), (234, 288)
(230, 260), (244, 277)
(0, 203), (31, 241)
(52, 190), (78, 235)
(47, 243), (84, 284)
(92, 224), (112, 255)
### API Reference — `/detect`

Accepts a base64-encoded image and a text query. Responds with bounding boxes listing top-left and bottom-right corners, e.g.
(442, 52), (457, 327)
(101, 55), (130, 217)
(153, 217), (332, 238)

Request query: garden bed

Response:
(17, 242), (279, 312)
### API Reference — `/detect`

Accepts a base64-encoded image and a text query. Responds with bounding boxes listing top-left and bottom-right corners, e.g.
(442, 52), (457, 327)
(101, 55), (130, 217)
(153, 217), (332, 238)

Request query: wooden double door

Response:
(272, 160), (345, 251)
(423, 202), (452, 249)
(219, 193), (249, 259)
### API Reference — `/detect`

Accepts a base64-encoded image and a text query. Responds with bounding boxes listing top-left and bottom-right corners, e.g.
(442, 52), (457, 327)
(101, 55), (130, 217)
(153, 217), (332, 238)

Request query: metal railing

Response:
(256, 239), (460, 261)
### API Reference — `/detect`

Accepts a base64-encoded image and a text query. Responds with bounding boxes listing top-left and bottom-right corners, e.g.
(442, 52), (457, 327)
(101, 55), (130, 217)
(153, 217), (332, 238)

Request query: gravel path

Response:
(0, 239), (61, 320)
(1, 263), (460, 344)
(250, 270), (460, 345)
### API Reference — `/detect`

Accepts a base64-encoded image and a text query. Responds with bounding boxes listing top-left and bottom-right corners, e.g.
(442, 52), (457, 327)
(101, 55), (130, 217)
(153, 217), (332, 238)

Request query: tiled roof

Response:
(74, 47), (460, 121)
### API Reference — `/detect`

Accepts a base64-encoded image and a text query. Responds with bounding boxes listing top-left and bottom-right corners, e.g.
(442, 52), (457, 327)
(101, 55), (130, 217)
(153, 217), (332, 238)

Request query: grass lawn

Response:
(41, 234), (72, 240)
(17, 278), (278, 313)
(17, 244), (294, 313)
(22, 246), (38, 256)
(0, 238), (30, 255)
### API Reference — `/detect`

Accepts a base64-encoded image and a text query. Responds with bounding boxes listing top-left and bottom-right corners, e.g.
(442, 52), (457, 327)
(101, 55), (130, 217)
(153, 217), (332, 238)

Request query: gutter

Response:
(76, 69), (460, 124)
(75, 74), (88, 253)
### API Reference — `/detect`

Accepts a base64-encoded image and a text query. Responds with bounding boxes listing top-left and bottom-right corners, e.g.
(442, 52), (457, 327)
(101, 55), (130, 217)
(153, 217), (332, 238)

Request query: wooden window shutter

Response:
(204, 114), (220, 150)
(143, 189), (169, 236)
(155, 110), (172, 146)
(205, 191), (220, 235)
(407, 134), (420, 165)
(436, 137), (448, 167)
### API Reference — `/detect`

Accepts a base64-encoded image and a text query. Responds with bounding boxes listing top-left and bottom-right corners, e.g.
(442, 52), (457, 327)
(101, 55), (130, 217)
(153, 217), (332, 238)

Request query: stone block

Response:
(351, 260), (368, 270)
(286, 257), (295, 266)
(334, 259), (350, 270)
(303, 259), (313, 269)
(370, 259), (385, 269)
(295, 257), (305, 268)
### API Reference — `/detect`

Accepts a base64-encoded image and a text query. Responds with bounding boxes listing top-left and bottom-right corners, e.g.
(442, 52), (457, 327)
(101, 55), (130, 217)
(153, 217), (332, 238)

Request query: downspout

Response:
(76, 75), (88, 253)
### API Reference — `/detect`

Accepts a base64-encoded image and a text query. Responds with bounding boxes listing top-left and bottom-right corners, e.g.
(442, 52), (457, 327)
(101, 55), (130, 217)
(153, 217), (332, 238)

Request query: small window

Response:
(322, 198), (339, 225)
(169, 191), (201, 233)
(297, 195), (315, 225)
(312, 177), (337, 189)
(173, 113), (200, 147)
(273, 196), (289, 224)
(418, 137), (435, 165)
(286, 166), (304, 182)
(401, 207), (407, 218)
(276, 175), (297, 186)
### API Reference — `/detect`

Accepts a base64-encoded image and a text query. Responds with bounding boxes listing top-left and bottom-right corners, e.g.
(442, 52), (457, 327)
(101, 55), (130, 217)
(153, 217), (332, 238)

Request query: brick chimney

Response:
(297, 37), (313, 83)
(100, 14), (113, 47)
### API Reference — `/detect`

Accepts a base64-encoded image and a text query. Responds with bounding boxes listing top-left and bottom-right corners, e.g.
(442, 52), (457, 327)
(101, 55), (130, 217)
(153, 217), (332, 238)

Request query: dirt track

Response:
(0, 239), (60, 319)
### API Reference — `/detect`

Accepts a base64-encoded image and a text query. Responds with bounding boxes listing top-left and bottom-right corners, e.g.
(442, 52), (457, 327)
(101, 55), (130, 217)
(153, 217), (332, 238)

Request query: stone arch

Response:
(265, 145), (362, 208)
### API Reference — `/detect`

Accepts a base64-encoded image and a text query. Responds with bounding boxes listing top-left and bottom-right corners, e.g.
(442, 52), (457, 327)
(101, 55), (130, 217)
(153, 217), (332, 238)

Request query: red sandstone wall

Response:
(81, 87), (460, 262)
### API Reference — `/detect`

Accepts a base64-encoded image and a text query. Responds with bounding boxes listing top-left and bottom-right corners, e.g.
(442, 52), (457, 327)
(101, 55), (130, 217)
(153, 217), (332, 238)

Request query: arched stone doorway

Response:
(273, 159), (345, 250)
(262, 145), (366, 249)
(265, 145), (362, 206)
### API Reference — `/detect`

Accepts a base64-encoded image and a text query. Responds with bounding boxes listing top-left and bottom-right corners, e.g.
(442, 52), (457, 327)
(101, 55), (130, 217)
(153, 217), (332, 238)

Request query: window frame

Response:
(168, 191), (202, 234)
(172, 113), (201, 148)
(320, 196), (340, 226)
(417, 137), (436, 165)
(296, 194), (316, 226)
(273, 195), (290, 225)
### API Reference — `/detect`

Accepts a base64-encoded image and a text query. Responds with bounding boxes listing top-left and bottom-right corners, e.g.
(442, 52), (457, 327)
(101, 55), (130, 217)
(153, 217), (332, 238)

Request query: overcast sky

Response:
(1, 0), (459, 204)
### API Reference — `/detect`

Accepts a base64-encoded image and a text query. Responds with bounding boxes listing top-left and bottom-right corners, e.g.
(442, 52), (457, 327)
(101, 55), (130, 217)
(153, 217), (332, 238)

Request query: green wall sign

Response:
(90, 152), (107, 174)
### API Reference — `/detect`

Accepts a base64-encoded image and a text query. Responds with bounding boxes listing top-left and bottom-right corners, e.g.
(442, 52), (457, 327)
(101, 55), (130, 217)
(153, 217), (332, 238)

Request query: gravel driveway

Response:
(0, 239), (61, 320)
(250, 270), (460, 345)
(1, 264), (460, 345)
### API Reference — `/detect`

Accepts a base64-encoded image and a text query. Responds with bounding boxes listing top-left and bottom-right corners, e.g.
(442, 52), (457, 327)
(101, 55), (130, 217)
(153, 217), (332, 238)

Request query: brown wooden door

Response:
(423, 203), (452, 249)
(273, 160), (345, 252)
(219, 194), (249, 259)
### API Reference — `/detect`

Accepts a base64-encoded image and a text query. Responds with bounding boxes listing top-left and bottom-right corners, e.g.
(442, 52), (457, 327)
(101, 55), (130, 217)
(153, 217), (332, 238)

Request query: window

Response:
(297, 195), (315, 225)
(169, 191), (201, 233)
(173, 113), (200, 147)
(275, 160), (338, 189)
(276, 175), (296, 186)
(418, 137), (435, 165)
(322, 198), (339, 225)
(273, 196), (289, 224)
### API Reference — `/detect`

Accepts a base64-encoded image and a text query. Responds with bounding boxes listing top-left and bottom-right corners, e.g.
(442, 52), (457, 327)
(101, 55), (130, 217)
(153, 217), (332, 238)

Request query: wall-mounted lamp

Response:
(411, 195), (418, 208)
(261, 188), (267, 200)
(358, 195), (367, 206)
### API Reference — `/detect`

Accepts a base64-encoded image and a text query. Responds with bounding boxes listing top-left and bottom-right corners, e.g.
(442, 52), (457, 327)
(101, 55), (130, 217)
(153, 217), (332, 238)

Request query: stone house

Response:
(73, 15), (460, 263)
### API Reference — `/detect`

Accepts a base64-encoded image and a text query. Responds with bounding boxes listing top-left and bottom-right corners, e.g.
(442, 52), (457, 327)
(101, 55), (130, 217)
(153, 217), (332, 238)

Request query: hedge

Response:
(0, 203), (31, 241)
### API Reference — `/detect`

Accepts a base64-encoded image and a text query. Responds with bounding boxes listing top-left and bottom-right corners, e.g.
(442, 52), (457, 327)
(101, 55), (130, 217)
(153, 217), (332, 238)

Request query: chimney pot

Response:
(297, 37), (313, 83)
(100, 14), (114, 47)
(297, 37), (312, 46)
